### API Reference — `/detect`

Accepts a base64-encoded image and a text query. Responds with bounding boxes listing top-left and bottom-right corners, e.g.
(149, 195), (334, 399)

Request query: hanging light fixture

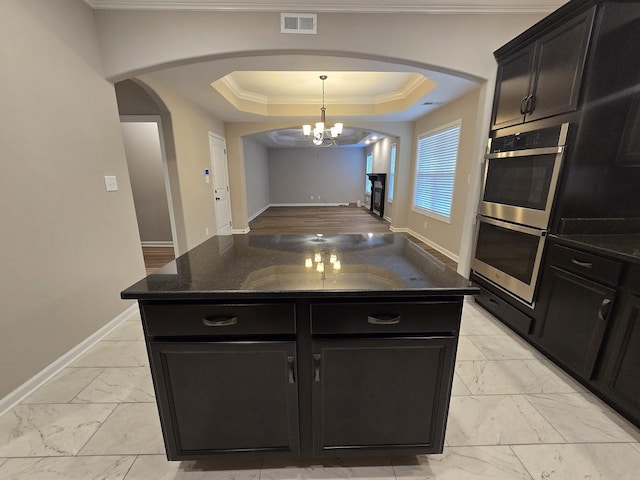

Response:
(302, 75), (344, 146)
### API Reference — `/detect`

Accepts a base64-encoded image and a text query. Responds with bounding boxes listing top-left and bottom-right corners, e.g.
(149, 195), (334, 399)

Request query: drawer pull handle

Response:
(571, 258), (593, 269)
(313, 353), (322, 382)
(598, 298), (612, 322)
(202, 316), (238, 327)
(488, 298), (500, 306)
(287, 356), (296, 384)
(367, 314), (401, 325)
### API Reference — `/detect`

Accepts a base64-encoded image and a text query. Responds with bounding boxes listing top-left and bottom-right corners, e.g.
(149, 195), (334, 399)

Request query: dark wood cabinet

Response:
(606, 295), (640, 417)
(492, 7), (595, 130)
(536, 265), (615, 379)
(311, 337), (455, 456)
(139, 296), (465, 460)
(534, 242), (620, 380)
(598, 265), (640, 426)
(149, 341), (300, 458)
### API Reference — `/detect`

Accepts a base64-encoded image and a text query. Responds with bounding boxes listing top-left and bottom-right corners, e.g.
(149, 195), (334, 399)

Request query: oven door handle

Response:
(486, 146), (564, 159)
(477, 215), (547, 237)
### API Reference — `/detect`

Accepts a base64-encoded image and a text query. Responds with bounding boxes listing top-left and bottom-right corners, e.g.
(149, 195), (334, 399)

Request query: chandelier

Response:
(302, 75), (344, 146)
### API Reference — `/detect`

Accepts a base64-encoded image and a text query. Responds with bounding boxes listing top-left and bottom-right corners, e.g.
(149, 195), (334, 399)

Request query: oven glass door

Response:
(480, 147), (564, 229)
(472, 217), (546, 304)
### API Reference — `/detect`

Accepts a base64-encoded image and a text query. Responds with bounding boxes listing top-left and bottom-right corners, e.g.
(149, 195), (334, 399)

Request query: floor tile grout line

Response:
(519, 394), (571, 444)
(67, 367), (106, 405)
(121, 454), (139, 480)
(73, 402), (122, 457)
(506, 445), (536, 480)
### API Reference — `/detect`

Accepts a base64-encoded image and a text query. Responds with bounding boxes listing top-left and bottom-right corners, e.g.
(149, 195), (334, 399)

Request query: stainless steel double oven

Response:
(472, 123), (569, 305)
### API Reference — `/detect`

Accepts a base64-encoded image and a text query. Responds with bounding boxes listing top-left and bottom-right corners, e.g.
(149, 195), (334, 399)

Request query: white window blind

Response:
(413, 122), (461, 221)
(388, 144), (397, 202)
(365, 153), (373, 194)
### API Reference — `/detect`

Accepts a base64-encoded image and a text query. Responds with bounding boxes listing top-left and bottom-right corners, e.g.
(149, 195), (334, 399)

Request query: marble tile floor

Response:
(1, 303), (640, 479)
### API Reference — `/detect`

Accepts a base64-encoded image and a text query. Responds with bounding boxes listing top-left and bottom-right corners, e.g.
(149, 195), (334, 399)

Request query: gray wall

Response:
(243, 137), (271, 220)
(268, 147), (365, 205)
(121, 122), (173, 243)
(0, 0), (145, 399)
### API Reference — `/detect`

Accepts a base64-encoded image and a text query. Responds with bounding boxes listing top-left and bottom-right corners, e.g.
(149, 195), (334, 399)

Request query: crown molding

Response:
(219, 75), (268, 104)
(84, 1), (561, 14)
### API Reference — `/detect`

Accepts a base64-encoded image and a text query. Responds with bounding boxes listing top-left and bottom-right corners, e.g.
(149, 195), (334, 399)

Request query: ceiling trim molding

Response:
(375, 74), (426, 104)
(84, 1), (561, 14)
(219, 76), (268, 104)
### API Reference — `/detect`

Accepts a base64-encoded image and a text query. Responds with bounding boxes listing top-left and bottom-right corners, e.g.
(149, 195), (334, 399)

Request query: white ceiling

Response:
(95, 1), (567, 146)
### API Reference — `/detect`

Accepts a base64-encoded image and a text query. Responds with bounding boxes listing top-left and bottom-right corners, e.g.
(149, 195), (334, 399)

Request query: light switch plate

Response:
(104, 175), (118, 192)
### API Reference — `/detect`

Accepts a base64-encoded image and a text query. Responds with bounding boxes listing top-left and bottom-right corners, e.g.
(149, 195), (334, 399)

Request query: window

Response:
(413, 121), (461, 222)
(365, 153), (373, 194)
(388, 144), (397, 202)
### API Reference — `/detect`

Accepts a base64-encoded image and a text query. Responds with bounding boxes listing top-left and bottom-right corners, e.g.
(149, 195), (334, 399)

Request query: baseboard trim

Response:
(270, 203), (347, 207)
(141, 241), (174, 248)
(0, 304), (139, 417)
(406, 229), (460, 263)
(389, 226), (409, 233)
(232, 227), (250, 234)
(248, 205), (271, 223)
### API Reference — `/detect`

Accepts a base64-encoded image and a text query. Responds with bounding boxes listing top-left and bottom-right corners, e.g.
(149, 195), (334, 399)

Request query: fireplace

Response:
(367, 173), (386, 218)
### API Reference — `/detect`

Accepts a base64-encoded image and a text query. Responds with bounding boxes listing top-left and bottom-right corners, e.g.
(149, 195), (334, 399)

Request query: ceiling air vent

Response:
(281, 13), (317, 34)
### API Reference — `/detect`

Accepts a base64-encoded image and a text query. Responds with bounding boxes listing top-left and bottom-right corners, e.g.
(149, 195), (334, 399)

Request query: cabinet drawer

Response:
(549, 244), (623, 286)
(142, 303), (295, 337)
(474, 287), (533, 336)
(310, 302), (460, 335)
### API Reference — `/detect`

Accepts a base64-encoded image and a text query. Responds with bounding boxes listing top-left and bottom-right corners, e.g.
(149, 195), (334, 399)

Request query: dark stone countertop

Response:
(551, 234), (640, 263)
(121, 233), (477, 300)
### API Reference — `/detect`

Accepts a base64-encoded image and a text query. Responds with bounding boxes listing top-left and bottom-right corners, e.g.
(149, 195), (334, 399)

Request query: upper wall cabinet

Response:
(491, 7), (596, 130)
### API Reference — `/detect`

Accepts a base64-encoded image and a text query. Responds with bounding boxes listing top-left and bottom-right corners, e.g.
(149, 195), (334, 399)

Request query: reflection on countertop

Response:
(121, 233), (476, 299)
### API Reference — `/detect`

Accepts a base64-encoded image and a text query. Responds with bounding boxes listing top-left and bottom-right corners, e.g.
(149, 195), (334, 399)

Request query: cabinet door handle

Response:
(202, 316), (238, 327)
(367, 314), (401, 325)
(287, 356), (296, 384)
(526, 94), (535, 114)
(598, 298), (612, 322)
(313, 353), (322, 382)
(571, 258), (593, 269)
(520, 96), (528, 115)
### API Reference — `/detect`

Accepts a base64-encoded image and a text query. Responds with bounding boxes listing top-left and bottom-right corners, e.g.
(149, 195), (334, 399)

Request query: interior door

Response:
(209, 133), (232, 235)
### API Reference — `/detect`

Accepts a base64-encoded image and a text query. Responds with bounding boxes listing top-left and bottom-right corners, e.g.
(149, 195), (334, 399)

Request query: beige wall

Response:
(121, 122), (173, 243)
(408, 88), (482, 260)
(0, 0), (145, 398)
(137, 75), (226, 251)
(243, 137), (271, 220)
(93, 10), (545, 82)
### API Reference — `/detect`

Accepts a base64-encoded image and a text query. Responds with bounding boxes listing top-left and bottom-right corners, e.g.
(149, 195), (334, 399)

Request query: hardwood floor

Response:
(142, 246), (175, 275)
(249, 206), (458, 270)
(140, 206), (458, 273)
(248, 206), (391, 235)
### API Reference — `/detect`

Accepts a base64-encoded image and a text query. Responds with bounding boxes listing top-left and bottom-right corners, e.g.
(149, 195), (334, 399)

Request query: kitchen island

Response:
(121, 233), (477, 460)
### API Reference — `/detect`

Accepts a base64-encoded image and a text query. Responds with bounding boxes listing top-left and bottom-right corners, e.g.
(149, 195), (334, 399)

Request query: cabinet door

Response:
(149, 341), (299, 459)
(605, 295), (640, 423)
(526, 7), (595, 123)
(536, 266), (615, 380)
(311, 337), (455, 456)
(492, 44), (535, 130)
